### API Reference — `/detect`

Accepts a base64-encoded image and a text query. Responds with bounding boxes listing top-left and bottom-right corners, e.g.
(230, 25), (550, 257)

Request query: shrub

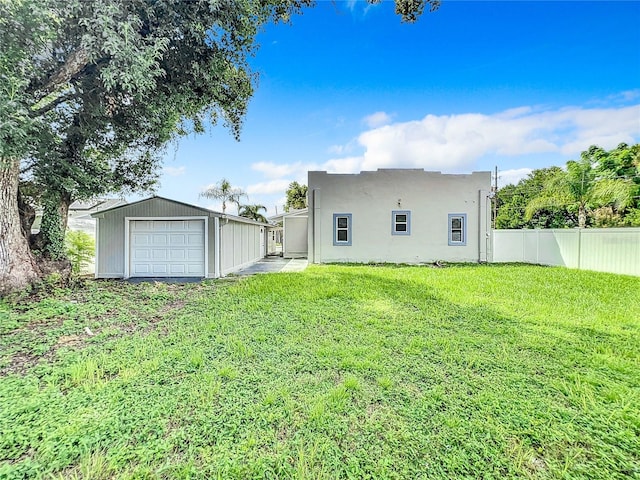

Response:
(65, 230), (95, 274)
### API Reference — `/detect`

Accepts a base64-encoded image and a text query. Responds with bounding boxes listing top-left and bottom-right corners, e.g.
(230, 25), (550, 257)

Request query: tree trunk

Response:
(578, 204), (587, 229)
(0, 157), (40, 295)
(17, 187), (36, 239)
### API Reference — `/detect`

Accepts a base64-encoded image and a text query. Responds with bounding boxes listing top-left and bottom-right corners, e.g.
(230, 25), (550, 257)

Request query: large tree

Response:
(285, 181), (308, 212)
(496, 167), (576, 229)
(0, 0), (310, 293)
(0, 0), (57, 291)
(525, 146), (636, 228)
(0, 0), (441, 294)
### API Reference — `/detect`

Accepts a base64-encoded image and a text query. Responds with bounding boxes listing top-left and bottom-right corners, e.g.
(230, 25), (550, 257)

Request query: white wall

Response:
(308, 169), (492, 264)
(283, 216), (308, 258)
(220, 220), (265, 275)
(492, 228), (640, 276)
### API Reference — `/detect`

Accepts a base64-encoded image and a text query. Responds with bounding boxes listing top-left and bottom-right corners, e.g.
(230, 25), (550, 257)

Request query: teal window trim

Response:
(333, 213), (352, 246)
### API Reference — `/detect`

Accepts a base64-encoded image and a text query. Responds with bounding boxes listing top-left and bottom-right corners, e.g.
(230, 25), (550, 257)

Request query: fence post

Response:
(577, 228), (582, 271)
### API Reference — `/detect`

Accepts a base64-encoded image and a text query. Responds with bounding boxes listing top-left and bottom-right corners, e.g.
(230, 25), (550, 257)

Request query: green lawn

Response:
(0, 265), (639, 479)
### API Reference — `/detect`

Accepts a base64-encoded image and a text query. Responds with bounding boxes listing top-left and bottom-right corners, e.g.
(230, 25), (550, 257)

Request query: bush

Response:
(64, 231), (95, 274)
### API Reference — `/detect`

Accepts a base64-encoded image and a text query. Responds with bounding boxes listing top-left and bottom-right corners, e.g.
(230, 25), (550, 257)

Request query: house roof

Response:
(268, 207), (308, 224)
(70, 198), (127, 211)
(91, 195), (271, 226)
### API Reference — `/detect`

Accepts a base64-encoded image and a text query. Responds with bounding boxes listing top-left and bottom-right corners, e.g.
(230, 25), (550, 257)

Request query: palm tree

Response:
(238, 204), (268, 223)
(200, 178), (246, 214)
(525, 152), (633, 228)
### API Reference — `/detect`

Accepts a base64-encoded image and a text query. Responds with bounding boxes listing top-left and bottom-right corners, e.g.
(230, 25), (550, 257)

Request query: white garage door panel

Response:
(130, 220), (205, 277)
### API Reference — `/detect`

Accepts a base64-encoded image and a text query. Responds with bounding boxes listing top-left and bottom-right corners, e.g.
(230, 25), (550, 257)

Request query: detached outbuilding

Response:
(91, 196), (269, 279)
(268, 208), (309, 259)
(308, 169), (492, 264)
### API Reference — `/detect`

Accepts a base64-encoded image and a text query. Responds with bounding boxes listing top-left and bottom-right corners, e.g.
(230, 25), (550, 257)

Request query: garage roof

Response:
(91, 195), (271, 227)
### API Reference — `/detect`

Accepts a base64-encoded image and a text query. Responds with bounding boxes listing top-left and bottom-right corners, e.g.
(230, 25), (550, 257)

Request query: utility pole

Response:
(492, 166), (498, 229)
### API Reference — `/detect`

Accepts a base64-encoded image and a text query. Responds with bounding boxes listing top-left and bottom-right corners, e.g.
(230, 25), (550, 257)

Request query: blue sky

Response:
(155, 0), (640, 216)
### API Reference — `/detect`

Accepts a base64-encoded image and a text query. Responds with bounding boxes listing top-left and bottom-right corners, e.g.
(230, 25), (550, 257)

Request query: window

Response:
(448, 214), (467, 246)
(392, 210), (411, 235)
(333, 213), (352, 246)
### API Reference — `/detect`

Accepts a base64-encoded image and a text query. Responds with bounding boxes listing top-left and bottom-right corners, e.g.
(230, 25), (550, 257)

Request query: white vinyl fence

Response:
(492, 228), (640, 277)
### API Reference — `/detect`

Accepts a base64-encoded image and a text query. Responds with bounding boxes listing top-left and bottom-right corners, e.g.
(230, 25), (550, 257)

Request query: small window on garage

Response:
(333, 213), (352, 246)
(448, 214), (466, 246)
(392, 210), (411, 235)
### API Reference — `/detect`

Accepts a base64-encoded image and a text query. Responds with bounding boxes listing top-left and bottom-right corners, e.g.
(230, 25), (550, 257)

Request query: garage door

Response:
(130, 220), (205, 277)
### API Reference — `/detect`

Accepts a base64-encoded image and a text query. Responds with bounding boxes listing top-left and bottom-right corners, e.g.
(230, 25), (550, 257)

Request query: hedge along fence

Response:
(491, 228), (640, 277)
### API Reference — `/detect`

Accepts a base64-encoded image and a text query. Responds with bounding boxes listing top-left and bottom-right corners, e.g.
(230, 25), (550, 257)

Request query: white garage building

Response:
(91, 196), (269, 279)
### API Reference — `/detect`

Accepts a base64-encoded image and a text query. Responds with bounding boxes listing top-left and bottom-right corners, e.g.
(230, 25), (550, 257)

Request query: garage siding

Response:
(95, 198), (216, 278)
(220, 221), (264, 276)
(94, 197), (267, 279)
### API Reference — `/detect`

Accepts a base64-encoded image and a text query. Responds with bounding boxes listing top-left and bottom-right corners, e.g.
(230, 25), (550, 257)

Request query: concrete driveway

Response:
(235, 256), (308, 275)
(126, 256), (307, 283)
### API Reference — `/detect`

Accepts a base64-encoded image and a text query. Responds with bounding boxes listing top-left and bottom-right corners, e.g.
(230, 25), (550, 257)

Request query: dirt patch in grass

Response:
(0, 280), (210, 377)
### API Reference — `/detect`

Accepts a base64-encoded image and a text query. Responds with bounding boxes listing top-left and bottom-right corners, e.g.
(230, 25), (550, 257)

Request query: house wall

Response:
(220, 220), (265, 275)
(267, 227), (282, 255)
(308, 169), (492, 264)
(283, 215), (308, 258)
(492, 228), (640, 276)
(94, 197), (217, 278)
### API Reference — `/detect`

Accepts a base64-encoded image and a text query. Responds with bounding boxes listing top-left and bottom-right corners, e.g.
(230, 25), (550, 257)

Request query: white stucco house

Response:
(307, 169), (492, 264)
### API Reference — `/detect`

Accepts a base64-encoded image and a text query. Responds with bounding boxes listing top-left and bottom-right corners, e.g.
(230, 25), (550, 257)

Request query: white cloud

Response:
(246, 179), (292, 195)
(606, 89), (640, 103)
(327, 138), (358, 156)
(321, 156), (364, 174)
(249, 102), (640, 183)
(327, 144), (346, 155)
(163, 166), (186, 176)
(354, 103), (640, 172)
(363, 111), (393, 128)
(251, 161), (309, 180)
(498, 168), (533, 188)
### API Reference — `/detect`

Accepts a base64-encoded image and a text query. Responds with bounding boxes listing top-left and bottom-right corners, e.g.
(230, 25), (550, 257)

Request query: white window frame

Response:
(448, 213), (466, 246)
(392, 210), (411, 235)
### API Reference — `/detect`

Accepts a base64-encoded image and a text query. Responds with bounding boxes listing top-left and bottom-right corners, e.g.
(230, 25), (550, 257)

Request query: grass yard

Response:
(0, 264), (639, 479)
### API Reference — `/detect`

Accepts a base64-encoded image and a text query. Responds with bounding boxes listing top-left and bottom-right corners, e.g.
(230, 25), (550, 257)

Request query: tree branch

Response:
(30, 91), (76, 117)
(40, 48), (90, 96)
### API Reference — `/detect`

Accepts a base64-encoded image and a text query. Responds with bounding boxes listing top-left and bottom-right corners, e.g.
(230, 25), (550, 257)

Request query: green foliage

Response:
(9, 0), (316, 258)
(1, 265), (639, 478)
(498, 144), (640, 229)
(0, 0), (57, 160)
(496, 167), (574, 229)
(285, 181), (308, 212)
(201, 178), (247, 214)
(2, 0), (440, 291)
(621, 207), (640, 226)
(64, 231), (95, 274)
(38, 197), (66, 260)
(238, 204), (268, 223)
(394, 0), (441, 23)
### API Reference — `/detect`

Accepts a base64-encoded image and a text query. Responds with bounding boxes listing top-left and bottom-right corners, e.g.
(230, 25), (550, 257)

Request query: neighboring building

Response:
(68, 198), (128, 236)
(91, 196), (269, 279)
(307, 169), (492, 264)
(32, 198), (127, 236)
(268, 208), (308, 258)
